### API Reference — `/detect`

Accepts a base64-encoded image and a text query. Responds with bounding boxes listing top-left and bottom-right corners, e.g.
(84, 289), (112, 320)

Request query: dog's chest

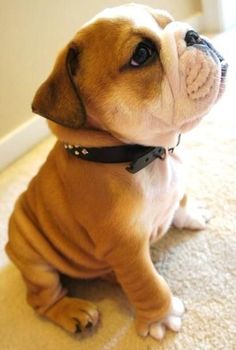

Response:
(136, 154), (184, 241)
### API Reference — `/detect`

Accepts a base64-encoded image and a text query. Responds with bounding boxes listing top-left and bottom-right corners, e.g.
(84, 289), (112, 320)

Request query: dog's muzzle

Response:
(185, 30), (228, 83)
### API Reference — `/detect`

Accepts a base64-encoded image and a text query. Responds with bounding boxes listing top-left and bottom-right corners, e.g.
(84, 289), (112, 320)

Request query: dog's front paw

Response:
(45, 297), (99, 334)
(173, 201), (211, 230)
(136, 296), (185, 340)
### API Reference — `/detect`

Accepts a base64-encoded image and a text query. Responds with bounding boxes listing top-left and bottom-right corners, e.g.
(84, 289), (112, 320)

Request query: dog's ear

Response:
(150, 9), (174, 28)
(32, 43), (86, 128)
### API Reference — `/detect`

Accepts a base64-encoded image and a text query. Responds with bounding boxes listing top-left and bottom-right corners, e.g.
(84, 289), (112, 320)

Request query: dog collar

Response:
(64, 134), (181, 174)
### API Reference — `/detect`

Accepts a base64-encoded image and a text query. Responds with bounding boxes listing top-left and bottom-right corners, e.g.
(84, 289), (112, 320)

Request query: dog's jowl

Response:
(6, 3), (227, 341)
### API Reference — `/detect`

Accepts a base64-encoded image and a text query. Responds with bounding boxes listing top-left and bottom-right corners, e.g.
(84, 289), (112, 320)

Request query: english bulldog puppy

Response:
(6, 3), (227, 341)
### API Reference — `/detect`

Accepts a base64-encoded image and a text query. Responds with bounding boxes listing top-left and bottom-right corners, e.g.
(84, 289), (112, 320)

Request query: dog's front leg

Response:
(103, 238), (185, 340)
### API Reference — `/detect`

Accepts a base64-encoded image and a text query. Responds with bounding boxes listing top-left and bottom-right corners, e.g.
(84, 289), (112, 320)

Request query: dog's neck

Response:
(48, 121), (123, 147)
(48, 121), (180, 149)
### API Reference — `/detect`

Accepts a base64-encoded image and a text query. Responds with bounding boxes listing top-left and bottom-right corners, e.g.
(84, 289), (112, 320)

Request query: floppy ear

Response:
(32, 43), (86, 128)
(150, 9), (174, 28)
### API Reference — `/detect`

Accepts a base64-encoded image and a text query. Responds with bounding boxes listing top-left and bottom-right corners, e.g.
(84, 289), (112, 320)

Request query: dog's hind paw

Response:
(45, 296), (99, 334)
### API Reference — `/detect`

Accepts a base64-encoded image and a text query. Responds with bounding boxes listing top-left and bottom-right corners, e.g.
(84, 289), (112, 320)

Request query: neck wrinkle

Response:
(48, 121), (123, 147)
(148, 131), (180, 149)
(48, 121), (180, 149)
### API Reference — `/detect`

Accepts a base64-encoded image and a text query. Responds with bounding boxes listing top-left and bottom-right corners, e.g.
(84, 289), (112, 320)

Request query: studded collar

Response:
(64, 134), (181, 174)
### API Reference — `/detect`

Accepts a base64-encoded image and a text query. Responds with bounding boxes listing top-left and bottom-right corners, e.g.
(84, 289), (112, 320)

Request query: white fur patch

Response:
(149, 296), (185, 340)
(82, 4), (161, 33)
(173, 200), (211, 230)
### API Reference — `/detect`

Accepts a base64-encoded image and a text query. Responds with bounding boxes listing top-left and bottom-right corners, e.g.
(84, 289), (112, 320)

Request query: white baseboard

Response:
(0, 116), (51, 172)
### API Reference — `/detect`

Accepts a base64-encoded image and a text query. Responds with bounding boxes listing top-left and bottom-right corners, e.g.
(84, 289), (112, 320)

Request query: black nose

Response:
(185, 30), (201, 46)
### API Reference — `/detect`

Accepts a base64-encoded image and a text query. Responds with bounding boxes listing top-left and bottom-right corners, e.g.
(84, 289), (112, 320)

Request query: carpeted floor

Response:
(0, 28), (236, 350)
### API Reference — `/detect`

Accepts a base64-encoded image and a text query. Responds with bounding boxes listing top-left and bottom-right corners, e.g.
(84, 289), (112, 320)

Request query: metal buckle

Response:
(126, 147), (166, 174)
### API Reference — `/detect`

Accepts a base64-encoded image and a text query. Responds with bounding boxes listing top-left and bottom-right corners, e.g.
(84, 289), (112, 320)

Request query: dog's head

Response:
(32, 3), (227, 146)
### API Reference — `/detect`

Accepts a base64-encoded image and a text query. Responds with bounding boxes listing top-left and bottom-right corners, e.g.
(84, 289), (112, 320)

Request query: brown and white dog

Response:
(6, 3), (227, 341)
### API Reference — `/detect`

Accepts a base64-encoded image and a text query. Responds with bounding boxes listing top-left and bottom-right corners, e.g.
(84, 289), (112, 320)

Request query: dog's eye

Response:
(130, 40), (157, 67)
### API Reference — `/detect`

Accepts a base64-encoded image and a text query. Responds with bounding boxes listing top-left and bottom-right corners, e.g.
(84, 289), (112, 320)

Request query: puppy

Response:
(6, 3), (227, 341)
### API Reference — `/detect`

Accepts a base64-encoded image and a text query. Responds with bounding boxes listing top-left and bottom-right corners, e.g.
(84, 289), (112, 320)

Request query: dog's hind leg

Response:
(6, 200), (99, 334)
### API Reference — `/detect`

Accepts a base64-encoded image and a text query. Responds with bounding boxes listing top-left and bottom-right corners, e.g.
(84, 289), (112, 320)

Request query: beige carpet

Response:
(0, 29), (236, 350)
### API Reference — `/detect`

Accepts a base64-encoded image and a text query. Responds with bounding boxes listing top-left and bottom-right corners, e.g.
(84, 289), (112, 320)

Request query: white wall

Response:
(202, 0), (236, 32)
(0, 0), (201, 139)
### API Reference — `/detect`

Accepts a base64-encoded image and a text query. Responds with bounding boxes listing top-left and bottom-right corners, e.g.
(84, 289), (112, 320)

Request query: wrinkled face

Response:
(32, 4), (227, 146)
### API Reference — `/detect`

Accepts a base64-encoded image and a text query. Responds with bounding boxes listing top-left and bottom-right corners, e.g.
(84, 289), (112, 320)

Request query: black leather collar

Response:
(64, 134), (181, 174)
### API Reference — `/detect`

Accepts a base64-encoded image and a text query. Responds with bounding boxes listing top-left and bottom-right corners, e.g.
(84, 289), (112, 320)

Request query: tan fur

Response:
(6, 138), (172, 331)
(180, 194), (188, 208)
(6, 3), (225, 339)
